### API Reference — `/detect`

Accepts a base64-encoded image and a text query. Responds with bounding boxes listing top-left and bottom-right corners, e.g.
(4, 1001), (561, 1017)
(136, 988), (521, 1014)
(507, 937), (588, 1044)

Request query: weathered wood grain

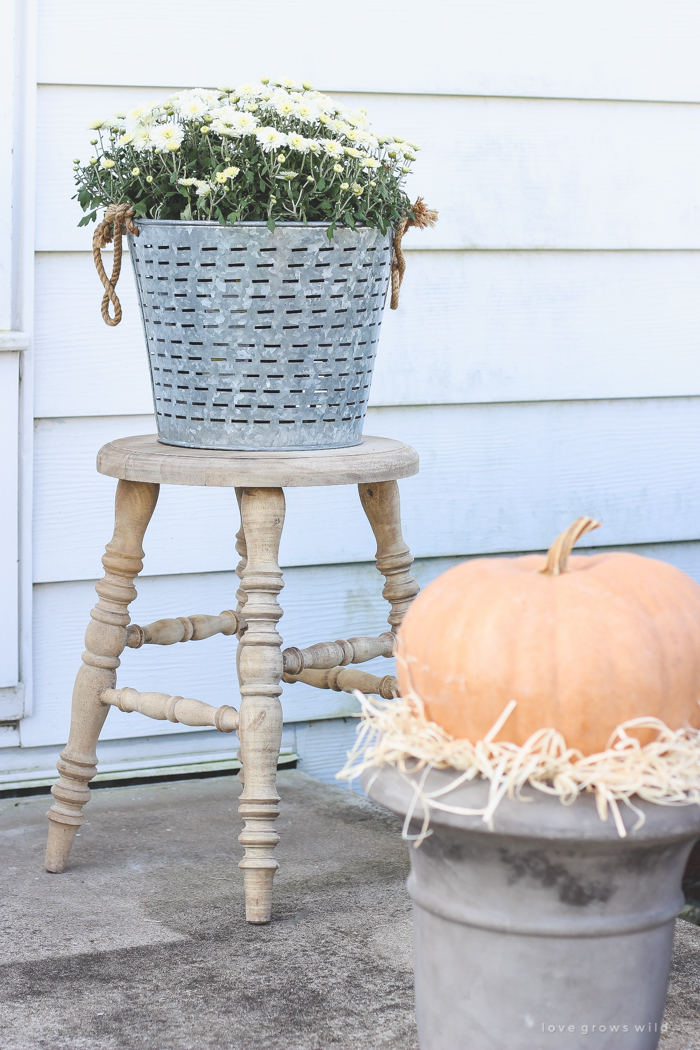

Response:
(96, 434), (419, 489)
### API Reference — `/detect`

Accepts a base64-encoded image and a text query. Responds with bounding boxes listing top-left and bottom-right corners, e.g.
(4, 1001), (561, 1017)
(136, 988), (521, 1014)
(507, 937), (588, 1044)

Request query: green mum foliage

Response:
(74, 78), (419, 236)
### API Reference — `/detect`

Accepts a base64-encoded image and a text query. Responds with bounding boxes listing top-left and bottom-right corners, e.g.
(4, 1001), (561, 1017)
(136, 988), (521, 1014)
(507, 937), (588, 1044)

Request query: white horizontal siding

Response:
(33, 399), (700, 585)
(35, 249), (700, 418)
(37, 0), (700, 104)
(22, 538), (700, 751)
(37, 86), (700, 252)
(15, 1), (700, 779)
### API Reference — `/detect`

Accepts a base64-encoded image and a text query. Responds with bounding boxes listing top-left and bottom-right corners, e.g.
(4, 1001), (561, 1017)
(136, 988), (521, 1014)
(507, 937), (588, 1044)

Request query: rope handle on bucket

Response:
(390, 198), (438, 310)
(92, 203), (140, 326)
(91, 197), (435, 322)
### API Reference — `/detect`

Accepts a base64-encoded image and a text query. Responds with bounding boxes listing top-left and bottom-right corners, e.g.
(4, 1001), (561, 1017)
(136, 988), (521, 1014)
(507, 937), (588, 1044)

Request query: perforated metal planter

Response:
(127, 219), (393, 450)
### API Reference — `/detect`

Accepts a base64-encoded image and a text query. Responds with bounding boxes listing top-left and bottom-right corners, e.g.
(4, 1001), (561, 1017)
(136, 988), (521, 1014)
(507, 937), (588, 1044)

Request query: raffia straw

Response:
(337, 692), (700, 844)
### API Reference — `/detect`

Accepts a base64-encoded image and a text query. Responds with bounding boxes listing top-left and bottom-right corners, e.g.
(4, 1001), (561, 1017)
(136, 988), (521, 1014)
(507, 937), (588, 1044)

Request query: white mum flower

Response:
(131, 127), (154, 151)
(255, 127), (288, 152)
(295, 101), (320, 122)
(323, 140), (343, 158)
(125, 101), (160, 127)
(193, 88), (219, 103)
(99, 157), (116, 169)
(236, 112), (259, 132)
(363, 157), (380, 169)
(196, 182), (213, 196)
(88, 118), (108, 130)
(281, 77), (301, 90)
(344, 108), (370, 127)
(118, 131), (135, 145)
(332, 119), (350, 134)
(356, 131), (379, 149)
(222, 166), (240, 178)
(306, 139), (322, 154)
(236, 82), (261, 98)
(344, 129), (360, 142)
(150, 124), (185, 150)
(344, 146), (365, 159)
(210, 109), (259, 137)
(287, 132), (310, 153)
(275, 99), (296, 117)
(315, 95), (337, 114)
(179, 99), (208, 119)
(210, 106), (238, 125)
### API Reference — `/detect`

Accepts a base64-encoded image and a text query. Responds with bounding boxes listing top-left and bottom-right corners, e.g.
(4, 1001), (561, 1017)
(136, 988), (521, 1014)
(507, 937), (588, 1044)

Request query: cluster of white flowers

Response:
(76, 77), (420, 230)
(86, 79), (419, 163)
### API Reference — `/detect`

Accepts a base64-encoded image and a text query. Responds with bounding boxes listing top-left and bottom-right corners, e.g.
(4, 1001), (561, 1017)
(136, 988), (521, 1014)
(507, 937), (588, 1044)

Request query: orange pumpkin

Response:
(397, 518), (700, 755)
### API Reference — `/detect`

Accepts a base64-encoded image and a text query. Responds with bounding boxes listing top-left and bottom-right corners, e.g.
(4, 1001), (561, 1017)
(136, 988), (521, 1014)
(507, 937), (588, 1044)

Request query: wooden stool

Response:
(44, 434), (419, 923)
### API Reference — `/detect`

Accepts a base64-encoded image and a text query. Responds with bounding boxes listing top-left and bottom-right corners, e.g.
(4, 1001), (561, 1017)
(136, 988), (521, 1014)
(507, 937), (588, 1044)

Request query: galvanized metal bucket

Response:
(127, 219), (393, 450)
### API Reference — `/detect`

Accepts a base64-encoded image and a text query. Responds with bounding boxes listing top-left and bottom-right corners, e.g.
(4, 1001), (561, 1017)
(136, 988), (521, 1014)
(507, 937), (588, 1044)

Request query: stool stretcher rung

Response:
(126, 610), (239, 648)
(282, 632), (395, 675)
(102, 687), (239, 732)
(282, 666), (400, 700)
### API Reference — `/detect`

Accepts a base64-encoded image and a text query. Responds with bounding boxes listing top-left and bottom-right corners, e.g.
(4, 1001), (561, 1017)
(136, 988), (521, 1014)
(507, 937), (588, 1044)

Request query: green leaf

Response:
(266, 217), (276, 233)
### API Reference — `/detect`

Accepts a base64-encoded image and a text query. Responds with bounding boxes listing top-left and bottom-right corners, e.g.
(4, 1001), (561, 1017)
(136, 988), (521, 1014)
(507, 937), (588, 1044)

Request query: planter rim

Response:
(134, 218), (385, 230)
(363, 765), (700, 843)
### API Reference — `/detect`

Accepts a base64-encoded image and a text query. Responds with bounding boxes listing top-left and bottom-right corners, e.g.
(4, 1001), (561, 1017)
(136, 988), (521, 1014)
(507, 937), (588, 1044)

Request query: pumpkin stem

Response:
(540, 517), (602, 576)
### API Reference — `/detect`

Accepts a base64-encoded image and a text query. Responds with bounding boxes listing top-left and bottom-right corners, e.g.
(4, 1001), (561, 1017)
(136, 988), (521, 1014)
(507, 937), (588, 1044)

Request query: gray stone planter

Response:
(364, 765), (700, 1050)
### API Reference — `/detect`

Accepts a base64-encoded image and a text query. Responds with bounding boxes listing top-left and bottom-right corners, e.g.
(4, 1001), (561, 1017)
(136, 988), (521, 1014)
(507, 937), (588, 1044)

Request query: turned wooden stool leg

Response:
(236, 487), (285, 923)
(234, 487), (247, 785)
(44, 480), (159, 872)
(358, 480), (420, 631)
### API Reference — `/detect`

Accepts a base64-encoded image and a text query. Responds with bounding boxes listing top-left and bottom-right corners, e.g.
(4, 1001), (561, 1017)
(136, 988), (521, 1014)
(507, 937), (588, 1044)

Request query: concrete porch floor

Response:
(0, 771), (698, 1050)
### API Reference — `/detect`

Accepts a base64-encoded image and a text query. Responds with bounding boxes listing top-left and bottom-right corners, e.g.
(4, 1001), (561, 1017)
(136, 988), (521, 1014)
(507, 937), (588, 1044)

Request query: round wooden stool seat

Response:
(97, 433), (419, 488)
